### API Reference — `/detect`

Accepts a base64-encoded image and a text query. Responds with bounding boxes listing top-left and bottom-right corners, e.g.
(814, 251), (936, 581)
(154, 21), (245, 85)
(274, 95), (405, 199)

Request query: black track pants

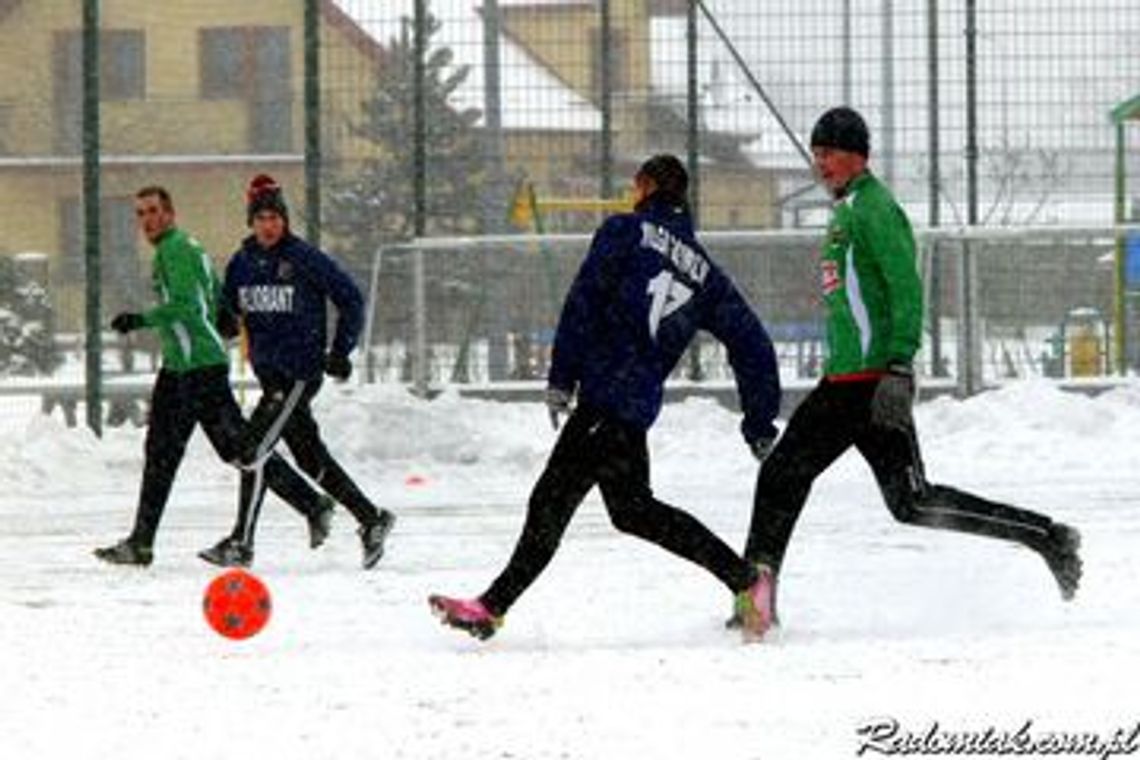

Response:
(480, 405), (759, 617)
(744, 378), (1057, 573)
(229, 373), (381, 546)
(128, 366), (321, 548)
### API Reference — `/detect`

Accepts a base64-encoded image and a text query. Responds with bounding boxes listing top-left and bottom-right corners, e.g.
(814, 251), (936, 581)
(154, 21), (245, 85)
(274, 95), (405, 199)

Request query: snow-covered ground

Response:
(2, 379), (1139, 759)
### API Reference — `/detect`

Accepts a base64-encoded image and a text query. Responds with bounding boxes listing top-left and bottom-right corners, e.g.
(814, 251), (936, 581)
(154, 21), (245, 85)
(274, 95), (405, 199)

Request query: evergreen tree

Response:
(326, 13), (486, 269)
(0, 256), (60, 376)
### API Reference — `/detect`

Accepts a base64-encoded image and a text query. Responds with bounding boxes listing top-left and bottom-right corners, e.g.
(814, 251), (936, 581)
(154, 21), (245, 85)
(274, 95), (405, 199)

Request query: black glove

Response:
(110, 312), (145, 334)
(749, 437), (776, 463)
(216, 307), (240, 340)
(324, 352), (352, 381)
(545, 386), (573, 431)
(870, 362), (915, 430)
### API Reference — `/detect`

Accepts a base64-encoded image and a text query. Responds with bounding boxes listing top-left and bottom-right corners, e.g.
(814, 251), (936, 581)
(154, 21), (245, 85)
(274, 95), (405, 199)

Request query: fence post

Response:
(362, 246), (383, 384)
(82, 0), (102, 437)
(599, 0), (614, 199)
(304, 0), (321, 246)
(413, 246), (429, 396)
(955, 240), (984, 396)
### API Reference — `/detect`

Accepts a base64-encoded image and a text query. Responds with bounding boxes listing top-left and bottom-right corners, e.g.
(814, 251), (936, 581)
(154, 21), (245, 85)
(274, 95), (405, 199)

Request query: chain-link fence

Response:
(1, 1), (1138, 429)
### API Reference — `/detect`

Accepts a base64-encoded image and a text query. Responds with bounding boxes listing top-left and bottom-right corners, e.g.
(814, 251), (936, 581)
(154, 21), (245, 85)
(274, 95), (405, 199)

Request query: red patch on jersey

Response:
(821, 260), (841, 296)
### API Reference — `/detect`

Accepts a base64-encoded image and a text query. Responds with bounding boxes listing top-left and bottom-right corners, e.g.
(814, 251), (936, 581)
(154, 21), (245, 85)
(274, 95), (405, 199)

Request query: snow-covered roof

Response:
(331, 0), (601, 132)
(650, 17), (807, 171)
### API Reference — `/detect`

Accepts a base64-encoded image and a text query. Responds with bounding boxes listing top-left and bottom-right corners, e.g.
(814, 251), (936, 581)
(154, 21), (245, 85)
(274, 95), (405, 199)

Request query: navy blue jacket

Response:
(222, 232), (364, 382)
(548, 198), (781, 444)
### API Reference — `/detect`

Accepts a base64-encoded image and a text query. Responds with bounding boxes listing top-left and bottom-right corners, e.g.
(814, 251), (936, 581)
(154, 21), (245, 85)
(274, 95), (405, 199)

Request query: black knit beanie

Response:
(246, 174), (289, 226)
(810, 107), (870, 157)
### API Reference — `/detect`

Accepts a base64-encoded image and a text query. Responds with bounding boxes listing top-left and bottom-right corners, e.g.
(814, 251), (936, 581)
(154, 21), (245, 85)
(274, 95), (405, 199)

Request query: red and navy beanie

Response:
(246, 174), (289, 226)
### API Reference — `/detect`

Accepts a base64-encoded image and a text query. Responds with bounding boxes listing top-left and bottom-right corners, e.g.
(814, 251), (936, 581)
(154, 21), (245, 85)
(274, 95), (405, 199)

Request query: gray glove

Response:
(870, 363), (915, 430)
(749, 437), (776, 463)
(545, 387), (573, 431)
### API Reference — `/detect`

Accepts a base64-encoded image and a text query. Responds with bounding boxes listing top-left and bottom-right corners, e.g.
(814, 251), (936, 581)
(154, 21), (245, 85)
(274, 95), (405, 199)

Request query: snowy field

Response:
(2, 379), (1140, 759)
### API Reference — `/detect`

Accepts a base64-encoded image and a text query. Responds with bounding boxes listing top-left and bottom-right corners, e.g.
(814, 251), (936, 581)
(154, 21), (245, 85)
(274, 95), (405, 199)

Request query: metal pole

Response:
(842, 0), (852, 105)
(83, 0), (102, 436)
(1115, 121), (1127, 375)
(962, 0), (981, 394)
(413, 0), (427, 238)
(413, 247), (428, 396)
(363, 247), (383, 384)
(599, 0), (614, 199)
(412, 0), (428, 393)
(481, 0), (507, 230)
(686, 0), (700, 225)
(965, 0), (978, 225)
(686, 0), (702, 380)
(304, 0), (321, 246)
(482, 0), (509, 381)
(927, 0), (945, 376)
(881, 0), (895, 187)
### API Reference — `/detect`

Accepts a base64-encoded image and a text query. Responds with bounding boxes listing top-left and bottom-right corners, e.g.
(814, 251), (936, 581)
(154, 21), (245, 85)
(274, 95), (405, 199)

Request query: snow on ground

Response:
(2, 379), (1139, 759)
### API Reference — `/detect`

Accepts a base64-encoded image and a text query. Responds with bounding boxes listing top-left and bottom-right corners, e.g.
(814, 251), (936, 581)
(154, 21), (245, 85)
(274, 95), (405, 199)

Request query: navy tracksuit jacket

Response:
(222, 232), (363, 382)
(547, 199), (781, 444)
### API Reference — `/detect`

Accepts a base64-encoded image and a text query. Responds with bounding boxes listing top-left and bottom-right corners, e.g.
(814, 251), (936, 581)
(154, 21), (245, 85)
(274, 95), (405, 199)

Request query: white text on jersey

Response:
(239, 285), (295, 313)
(640, 222), (708, 285)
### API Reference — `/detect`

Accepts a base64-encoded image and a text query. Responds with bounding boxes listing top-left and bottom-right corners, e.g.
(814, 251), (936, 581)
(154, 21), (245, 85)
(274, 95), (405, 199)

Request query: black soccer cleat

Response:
(198, 536), (254, 568)
(359, 509), (396, 570)
(94, 539), (153, 567)
(1040, 522), (1082, 601)
(307, 495), (335, 550)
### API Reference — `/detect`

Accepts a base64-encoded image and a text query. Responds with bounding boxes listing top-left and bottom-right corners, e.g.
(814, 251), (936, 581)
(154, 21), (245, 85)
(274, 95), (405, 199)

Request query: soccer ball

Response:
(203, 569), (272, 640)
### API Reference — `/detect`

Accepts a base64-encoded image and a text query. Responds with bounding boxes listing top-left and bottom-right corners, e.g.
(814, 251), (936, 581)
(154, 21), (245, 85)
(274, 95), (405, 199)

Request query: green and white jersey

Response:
(818, 171), (923, 377)
(141, 227), (228, 372)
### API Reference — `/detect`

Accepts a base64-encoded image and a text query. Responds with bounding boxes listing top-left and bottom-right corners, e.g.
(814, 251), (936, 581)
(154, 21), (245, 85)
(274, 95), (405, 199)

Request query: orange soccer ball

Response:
(203, 569), (272, 640)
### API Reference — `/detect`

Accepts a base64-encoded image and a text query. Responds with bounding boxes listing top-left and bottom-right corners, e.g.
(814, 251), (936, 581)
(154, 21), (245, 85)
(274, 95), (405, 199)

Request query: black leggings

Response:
(229, 373), (380, 545)
(744, 378), (1057, 573)
(480, 405), (758, 617)
(128, 366), (320, 547)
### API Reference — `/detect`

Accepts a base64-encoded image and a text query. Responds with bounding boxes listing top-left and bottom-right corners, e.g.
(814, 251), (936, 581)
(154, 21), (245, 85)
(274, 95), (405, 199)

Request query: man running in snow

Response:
(736, 107), (1082, 635)
(94, 186), (332, 566)
(198, 175), (395, 569)
(429, 154), (783, 641)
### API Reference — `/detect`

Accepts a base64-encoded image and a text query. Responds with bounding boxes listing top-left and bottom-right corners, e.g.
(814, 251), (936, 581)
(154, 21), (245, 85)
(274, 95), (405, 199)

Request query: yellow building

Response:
(0, 0), (778, 328)
(0, 0), (325, 326)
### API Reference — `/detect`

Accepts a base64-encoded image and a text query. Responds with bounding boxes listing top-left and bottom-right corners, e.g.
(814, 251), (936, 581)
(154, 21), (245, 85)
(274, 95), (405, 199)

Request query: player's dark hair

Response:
(135, 185), (173, 212)
(635, 154), (689, 212)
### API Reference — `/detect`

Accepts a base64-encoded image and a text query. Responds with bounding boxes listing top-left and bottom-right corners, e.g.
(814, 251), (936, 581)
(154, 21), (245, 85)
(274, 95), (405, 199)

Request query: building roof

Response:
(330, 0), (600, 132)
(650, 16), (807, 172)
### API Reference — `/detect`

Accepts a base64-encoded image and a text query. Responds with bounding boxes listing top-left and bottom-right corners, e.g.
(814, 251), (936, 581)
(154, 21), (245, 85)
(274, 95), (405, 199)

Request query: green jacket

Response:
(819, 171), (923, 377)
(141, 227), (228, 372)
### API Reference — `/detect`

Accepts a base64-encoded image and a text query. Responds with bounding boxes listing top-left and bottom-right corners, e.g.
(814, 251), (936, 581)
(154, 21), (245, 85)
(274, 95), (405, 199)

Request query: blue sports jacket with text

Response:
(547, 198), (781, 444)
(223, 233), (363, 381)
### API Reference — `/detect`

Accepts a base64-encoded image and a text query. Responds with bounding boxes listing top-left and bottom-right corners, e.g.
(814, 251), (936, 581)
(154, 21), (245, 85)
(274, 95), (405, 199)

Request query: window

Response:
(199, 26), (291, 100)
(199, 26), (293, 152)
(199, 28), (245, 99)
(52, 30), (145, 152)
(53, 30), (145, 102)
(102, 30), (146, 101)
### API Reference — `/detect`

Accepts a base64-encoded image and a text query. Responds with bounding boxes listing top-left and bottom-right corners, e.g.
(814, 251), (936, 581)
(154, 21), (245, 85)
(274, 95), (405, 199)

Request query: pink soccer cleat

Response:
(428, 594), (503, 641)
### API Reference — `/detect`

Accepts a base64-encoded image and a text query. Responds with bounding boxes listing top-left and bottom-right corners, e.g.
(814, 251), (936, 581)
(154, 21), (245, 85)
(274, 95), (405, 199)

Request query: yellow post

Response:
(508, 178), (633, 231)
